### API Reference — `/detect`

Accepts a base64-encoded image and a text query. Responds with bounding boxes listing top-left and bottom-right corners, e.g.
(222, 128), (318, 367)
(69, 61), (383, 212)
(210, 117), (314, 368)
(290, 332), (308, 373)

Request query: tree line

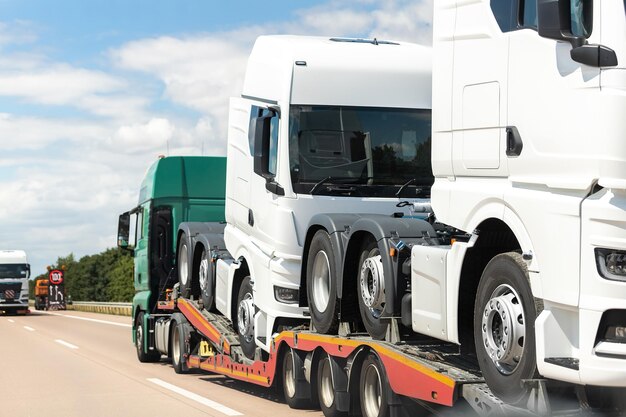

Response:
(29, 248), (135, 302)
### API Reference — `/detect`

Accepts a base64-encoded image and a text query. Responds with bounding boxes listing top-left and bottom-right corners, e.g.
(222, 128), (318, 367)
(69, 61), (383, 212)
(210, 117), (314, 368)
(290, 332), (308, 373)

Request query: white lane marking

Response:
(7, 319), (15, 323)
(39, 311), (131, 328)
(23, 326), (35, 331)
(55, 339), (79, 350)
(147, 378), (243, 416)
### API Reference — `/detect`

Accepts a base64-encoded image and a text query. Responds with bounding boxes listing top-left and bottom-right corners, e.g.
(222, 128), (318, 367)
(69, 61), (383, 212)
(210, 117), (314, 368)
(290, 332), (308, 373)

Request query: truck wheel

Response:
(171, 318), (190, 374)
(135, 312), (160, 363)
(237, 277), (256, 360)
(474, 252), (543, 404)
(360, 353), (390, 417)
(307, 230), (339, 334)
(317, 354), (347, 417)
(357, 243), (388, 340)
(282, 348), (311, 409)
(198, 248), (216, 311)
(178, 234), (192, 298)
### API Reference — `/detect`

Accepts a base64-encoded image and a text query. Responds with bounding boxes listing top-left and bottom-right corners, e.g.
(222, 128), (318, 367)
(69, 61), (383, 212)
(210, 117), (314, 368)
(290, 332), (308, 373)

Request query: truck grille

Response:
(0, 282), (23, 301)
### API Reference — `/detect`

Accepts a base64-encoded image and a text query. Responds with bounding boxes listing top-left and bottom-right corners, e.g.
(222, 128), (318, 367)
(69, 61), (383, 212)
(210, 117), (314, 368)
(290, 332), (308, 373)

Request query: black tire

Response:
(317, 355), (347, 417)
(474, 252), (543, 405)
(177, 233), (193, 298)
(357, 242), (388, 340)
(306, 230), (339, 334)
(135, 312), (160, 363)
(197, 247), (216, 311)
(282, 348), (312, 409)
(171, 317), (190, 374)
(360, 353), (390, 417)
(236, 277), (257, 360)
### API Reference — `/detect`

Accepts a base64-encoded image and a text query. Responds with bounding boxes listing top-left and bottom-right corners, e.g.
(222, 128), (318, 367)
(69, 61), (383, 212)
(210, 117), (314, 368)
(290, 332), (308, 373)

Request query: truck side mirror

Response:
(537, 0), (585, 48)
(252, 107), (285, 196)
(253, 109), (276, 180)
(118, 212), (131, 250)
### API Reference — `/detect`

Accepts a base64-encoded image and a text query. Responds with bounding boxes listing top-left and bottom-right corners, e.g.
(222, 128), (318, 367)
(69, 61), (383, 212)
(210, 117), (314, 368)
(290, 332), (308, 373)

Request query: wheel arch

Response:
(346, 346), (374, 410)
(455, 217), (524, 353)
(301, 213), (359, 307)
(230, 255), (251, 331)
(342, 231), (378, 323)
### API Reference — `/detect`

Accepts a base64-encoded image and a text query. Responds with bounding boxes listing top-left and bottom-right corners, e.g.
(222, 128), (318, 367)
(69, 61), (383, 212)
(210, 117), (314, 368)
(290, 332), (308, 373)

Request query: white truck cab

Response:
(217, 35), (434, 357)
(418, 0), (626, 404)
(0, 250), (31, 314)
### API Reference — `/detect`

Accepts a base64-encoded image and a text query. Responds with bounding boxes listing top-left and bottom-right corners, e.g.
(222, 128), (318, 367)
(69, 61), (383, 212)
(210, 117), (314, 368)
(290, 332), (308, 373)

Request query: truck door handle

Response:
(506, 126), (523, 157)
(248, 209), (254, 227)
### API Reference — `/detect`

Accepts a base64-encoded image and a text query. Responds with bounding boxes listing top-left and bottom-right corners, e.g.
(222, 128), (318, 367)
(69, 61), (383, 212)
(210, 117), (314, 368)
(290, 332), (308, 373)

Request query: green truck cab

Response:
(118, 156), (226, 361)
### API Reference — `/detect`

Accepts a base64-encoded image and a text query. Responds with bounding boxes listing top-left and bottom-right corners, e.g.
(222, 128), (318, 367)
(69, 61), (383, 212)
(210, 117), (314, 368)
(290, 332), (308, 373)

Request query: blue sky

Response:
(0, 0), (433, 281)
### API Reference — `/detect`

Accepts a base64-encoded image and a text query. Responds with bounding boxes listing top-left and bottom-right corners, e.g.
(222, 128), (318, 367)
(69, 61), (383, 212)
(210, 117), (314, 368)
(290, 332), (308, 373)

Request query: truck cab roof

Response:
(138, 156), (227, 205)
(243, 35), (432, 109)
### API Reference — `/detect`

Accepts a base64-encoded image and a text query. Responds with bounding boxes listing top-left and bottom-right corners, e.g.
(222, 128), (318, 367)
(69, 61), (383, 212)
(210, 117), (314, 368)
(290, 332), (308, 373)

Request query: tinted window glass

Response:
(289, 106), (432, 197)
(521, 0), (538, 28)
(268, 114), (278, 176)
(491, 0), (515, 32)
(0, 264), (29, 279)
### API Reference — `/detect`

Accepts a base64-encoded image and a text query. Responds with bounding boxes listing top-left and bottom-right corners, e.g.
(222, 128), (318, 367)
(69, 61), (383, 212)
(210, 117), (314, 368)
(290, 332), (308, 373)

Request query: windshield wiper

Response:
(310, 176), (372, 195)
(396, 178), (431, 198)
(396, 179), (416, 197)
(311, 177), (340, 195)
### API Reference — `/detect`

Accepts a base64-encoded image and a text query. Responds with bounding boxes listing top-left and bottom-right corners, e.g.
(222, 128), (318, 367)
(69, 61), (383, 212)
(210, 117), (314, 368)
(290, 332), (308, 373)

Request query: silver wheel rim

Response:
(136, 321), (143, 353)
(172, 324), (180, 366)
(199, 251), (209, 292)
(319, 357), (334, 409)
(238, 291), (254, 343)
(284, 351), (296, 399)
(362, 363), (382, 417)
(481, 284), (526, 375)
(178, 243), (188, 286)
(359, 254), (385, 319)
(311, 251), (331, 313)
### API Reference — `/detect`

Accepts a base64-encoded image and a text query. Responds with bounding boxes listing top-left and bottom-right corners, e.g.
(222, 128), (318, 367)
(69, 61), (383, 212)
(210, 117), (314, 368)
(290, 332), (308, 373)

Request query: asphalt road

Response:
(0, 309), (324, 417)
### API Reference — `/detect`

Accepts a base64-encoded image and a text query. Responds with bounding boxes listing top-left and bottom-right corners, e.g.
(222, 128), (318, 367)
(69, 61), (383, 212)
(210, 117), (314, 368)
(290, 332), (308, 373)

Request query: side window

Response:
(491, 0), (516, 32)
(520, 0), (537, 28)
(268, 113), (278, 176)
(491, 0), (540, 32)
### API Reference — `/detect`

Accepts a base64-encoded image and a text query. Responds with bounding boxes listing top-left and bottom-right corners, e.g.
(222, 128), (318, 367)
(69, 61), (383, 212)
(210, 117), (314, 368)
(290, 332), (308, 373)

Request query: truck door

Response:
(149, 206), (174, 298)
(225, 98), (281, 259)
(504, 0), (600, 306)
(452, 1), (510, 178)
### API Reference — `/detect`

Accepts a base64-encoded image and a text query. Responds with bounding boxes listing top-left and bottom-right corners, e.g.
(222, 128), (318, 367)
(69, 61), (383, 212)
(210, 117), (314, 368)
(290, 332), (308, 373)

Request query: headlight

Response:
(274, 286), (299, 304)
(595, 248), (626, 282)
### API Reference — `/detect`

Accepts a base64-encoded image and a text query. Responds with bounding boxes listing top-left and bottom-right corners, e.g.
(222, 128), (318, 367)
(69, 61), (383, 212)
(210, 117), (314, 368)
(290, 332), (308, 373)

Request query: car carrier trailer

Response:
(149, 291), (610, 417)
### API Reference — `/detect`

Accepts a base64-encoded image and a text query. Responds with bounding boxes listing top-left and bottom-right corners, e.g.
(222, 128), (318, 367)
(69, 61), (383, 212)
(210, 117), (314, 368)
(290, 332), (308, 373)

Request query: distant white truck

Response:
(0, 250), (31, 315)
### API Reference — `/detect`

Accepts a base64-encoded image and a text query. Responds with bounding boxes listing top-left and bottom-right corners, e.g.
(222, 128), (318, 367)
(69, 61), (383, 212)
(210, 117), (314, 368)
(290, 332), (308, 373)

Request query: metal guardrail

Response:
(68, 301), (132, 316)
(71, 301), (132, 308)
(29, 299), (133, 316)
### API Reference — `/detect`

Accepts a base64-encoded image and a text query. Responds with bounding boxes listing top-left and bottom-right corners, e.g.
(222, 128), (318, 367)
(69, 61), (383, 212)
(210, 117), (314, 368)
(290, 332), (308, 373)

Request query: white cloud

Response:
(0, 113), (108, 150)
(108, 118), (174, 154)
(0, 20), (38, 47)
(0, 65), (124, 104)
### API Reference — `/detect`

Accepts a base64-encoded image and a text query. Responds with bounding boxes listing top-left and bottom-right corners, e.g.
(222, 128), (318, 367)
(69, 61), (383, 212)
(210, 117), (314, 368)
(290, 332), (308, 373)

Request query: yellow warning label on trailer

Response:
(199, 341), (214, 357)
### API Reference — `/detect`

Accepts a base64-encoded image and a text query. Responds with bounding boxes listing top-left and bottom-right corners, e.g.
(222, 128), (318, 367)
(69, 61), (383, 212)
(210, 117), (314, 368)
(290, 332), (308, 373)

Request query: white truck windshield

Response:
(0, 264), (29, 279)
(289, 106), (433, 197)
